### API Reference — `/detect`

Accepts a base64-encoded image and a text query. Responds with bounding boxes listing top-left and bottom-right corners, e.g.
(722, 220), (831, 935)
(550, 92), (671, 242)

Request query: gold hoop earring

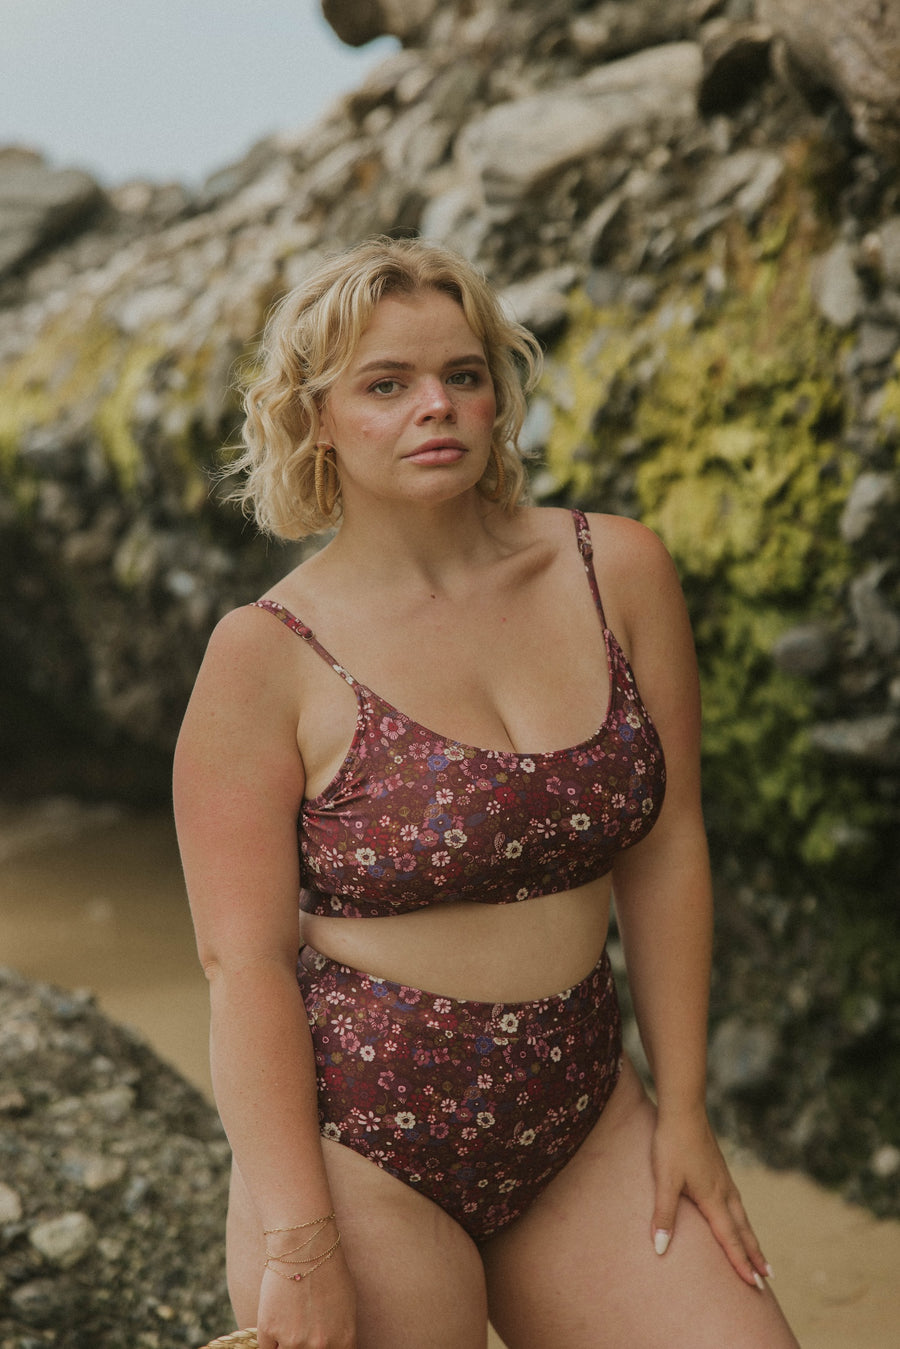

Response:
(314, 444), (340, 517)
(481, 444), (507, 503)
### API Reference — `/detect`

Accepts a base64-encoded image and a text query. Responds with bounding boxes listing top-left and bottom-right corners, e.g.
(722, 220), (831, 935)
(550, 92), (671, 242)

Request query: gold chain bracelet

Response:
(264, 1232), (342, 1282)
(263, 1211), (335, 1235)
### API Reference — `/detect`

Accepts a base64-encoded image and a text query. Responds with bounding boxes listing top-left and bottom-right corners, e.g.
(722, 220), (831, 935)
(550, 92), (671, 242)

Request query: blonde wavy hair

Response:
(228, 236), (544, 539)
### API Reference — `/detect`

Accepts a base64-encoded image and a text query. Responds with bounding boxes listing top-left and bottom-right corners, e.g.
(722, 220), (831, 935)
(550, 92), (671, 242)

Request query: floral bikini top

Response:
(254, 510), (666, 918)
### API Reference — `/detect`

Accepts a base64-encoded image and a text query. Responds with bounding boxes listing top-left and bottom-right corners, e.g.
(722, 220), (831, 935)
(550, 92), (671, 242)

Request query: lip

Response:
(405, 438), (468, 457)
(404, 438), (469, 464)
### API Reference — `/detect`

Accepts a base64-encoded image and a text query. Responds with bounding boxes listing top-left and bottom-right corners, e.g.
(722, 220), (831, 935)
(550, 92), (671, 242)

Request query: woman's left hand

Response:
(649, 1106), (772, 1290)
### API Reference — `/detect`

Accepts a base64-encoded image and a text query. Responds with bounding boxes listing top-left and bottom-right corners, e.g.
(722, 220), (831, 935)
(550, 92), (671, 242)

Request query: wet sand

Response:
(1, 802), (898, 1348)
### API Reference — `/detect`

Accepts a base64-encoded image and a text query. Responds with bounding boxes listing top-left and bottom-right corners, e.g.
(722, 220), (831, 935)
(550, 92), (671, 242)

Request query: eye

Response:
(370, 378), (402, 395)
(447, 370), (480, 386)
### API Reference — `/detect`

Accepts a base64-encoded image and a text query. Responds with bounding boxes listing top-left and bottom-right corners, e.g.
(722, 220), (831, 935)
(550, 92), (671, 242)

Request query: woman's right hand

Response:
(256, 1249), (357, 1349)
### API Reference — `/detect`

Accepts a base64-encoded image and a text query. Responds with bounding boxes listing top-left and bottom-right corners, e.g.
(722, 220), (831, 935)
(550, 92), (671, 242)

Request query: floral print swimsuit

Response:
(254, 510), (666, 1241)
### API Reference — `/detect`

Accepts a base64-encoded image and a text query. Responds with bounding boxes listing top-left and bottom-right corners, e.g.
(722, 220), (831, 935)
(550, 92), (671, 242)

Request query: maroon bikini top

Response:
(254, 510), (666, 918)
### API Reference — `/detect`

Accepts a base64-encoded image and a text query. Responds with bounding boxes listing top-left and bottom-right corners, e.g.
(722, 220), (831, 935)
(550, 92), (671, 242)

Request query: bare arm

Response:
(173, 606), (356, 1346)
(607, 520), (712, 1118)
(599, 517), (771, 1291)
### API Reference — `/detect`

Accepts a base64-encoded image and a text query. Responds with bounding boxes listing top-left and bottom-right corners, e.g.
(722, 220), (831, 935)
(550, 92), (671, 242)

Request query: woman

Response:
(174, 237), (798, 1348)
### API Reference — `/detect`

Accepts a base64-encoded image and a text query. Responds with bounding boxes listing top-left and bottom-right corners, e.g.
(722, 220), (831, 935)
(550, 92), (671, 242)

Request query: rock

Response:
(0, 149), (105, 278)
(0, 1182), (23, 1224)
(567, 0), (700, 62)
(758, 0), (900, 164)
(501, 266), (578, 337)
(696, 147), (783, 221)
(321, 0), (438, 47)
(840, 471), (898, 544)
(810, 241), (865, 328)
(0, 968), (231, 1345)
(849, 564), (900, 658)
(878, 216), (900, 285)
(698, 20), (774, 114)
(59, 1149), (128, 1191)
(850, 321), (899, 370)
(771, 622), (835, 677)
(519, 395), (556, 456)
(708, 1018), (778, 1093)
(9, 1276), (87, 1328)
(29, 1212), (96, 1269)
(87, 1083), (136, 1123)
(810, 714), (900, 767)
(456, 44), (702, 207)
(582, 193), (631, 265)
(870, 1144), (900, 1178)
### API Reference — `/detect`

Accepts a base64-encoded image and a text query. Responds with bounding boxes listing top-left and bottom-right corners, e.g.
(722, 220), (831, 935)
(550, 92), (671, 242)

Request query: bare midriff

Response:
(299, 876), (613, 1004)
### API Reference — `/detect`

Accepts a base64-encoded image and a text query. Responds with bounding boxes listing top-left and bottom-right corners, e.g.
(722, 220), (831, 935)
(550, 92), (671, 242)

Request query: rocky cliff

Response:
(1, 0), (898, 1213)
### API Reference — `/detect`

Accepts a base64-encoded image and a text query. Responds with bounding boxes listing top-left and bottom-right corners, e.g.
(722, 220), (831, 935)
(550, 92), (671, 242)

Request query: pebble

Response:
(870, 1144), (900, 1178)
(0, 1184), (23, 1224)
(9, 1277), (76, 1327)
(708, 1018), (778, 1092)
(59, 1150), (128, 1191)
(29, 1212), (96, 1269)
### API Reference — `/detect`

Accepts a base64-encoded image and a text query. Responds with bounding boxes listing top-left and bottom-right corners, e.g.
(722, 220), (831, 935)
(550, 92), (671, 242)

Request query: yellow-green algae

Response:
(877, 349), (900, 453)
(92, 341), (167, 493)
(539, 178), (885, 885)
(0, 306), (235, 509)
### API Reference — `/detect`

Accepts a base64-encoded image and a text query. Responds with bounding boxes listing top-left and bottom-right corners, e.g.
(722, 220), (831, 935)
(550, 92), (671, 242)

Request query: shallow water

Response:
(0, 800), (212, 1095)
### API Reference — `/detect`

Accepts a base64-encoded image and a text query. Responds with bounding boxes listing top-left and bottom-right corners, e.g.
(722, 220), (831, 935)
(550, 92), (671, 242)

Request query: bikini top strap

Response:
(570, 509), (608, 630)
(253, 599), (358, 689)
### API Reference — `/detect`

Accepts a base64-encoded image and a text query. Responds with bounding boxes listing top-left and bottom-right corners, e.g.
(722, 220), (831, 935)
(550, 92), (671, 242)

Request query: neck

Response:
(324, 492), (517, 593)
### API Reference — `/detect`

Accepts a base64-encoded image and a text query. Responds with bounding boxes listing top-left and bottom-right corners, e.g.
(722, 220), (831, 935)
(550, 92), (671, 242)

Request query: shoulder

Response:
(184, 601), (311, 733)
(513, 505), (680, 606)
(517, 505), (671, 565)
(585, 511), (679, 591)
(585, 511), (672, 567)
(175, 603), (307, 803)
(582, 512), (687, 654)
(200, 601), (297, 676)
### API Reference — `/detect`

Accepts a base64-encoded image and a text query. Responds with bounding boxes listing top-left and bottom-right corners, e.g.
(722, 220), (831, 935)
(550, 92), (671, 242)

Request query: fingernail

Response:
(753, 1271), (766, 1291)
(654, 1229), (671, 1256)
(765, 1262), (774, 1279)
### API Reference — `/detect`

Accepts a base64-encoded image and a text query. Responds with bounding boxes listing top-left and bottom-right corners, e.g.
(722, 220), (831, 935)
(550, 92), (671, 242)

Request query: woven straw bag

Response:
(199, 1331), (258, 1348)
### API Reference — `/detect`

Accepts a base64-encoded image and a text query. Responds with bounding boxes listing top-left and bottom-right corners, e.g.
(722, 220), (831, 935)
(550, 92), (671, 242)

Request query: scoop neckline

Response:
(301, 624), (622, 809)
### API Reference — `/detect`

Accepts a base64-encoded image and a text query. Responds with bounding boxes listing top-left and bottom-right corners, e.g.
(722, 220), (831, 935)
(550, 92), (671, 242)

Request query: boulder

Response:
(321, 0), (438, 47)
(0, 148), (105, 277)
(456, 44), (702, 208)
(0, 967), (232, 1347)
(758, 0), (900, 163)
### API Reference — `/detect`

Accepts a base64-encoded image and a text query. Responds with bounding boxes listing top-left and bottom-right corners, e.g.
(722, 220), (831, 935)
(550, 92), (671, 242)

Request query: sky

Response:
(1, 0), (397, 186)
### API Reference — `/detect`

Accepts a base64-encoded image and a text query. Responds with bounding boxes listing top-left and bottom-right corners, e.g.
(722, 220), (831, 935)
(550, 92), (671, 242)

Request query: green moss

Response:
(877, 350), (900, 451)
(538, 178), (888, 888)
(0, 319), (116, 467)
(629, 273), (865, 876)
(541, 293), (641, 499)
(0, 300), (244, 507)
(92, 342), (166, 492)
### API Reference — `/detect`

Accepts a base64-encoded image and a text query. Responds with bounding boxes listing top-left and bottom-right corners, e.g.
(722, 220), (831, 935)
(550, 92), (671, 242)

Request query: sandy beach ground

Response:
(2, 802), (898, 1348)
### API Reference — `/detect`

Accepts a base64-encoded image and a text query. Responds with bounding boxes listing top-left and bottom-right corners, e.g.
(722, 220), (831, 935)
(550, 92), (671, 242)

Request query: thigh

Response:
(482, 1058), (798, 1349)
(227, 1141), (490, 1349)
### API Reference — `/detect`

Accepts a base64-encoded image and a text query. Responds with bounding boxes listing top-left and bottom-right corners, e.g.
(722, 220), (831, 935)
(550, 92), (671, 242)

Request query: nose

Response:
(416, 376), (455, 422)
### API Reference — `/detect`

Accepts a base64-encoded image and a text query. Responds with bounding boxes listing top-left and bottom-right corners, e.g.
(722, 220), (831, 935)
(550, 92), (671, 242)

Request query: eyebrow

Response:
(354, 354), (490, 375)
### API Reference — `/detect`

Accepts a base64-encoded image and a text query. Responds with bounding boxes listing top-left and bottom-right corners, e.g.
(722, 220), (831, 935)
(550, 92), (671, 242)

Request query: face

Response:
(318, 289), (497, 510)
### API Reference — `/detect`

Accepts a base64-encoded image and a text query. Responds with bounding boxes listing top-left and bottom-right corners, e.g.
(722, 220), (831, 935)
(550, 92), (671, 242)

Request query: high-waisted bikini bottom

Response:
(296, 944), (623, 1242)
